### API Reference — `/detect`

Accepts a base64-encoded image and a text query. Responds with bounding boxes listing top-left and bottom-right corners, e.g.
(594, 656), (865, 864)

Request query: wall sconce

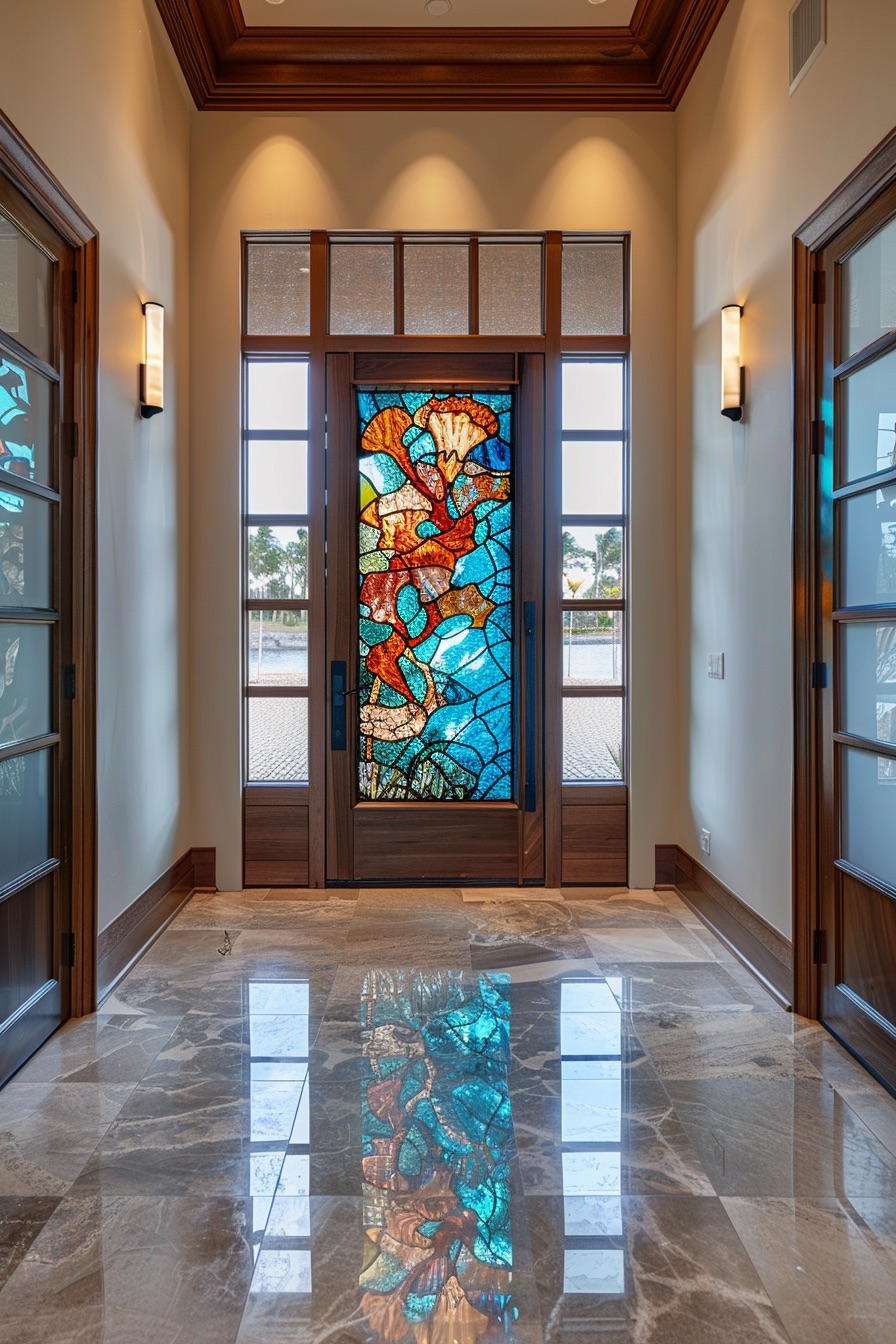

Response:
(721, 304), (744, 422)
(140, 301), (164, 418)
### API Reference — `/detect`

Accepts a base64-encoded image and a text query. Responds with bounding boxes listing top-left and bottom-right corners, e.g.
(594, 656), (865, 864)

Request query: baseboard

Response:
(655, 845), (793, 1010)
(96, 847), (217, 1005)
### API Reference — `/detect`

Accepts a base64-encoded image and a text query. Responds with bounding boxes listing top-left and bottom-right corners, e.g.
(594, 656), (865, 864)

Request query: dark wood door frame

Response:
(0, 110), (98, 1017)
(793, 127), (896, 1021)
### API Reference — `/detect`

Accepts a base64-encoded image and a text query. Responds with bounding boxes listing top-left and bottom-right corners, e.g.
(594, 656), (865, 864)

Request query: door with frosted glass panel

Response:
(818, 193), (896, 1085)
(0, 182), (73, 1083)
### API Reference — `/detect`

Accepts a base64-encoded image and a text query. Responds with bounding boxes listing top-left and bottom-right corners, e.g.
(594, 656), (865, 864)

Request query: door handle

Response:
(331, 660), (348, 751)
(524, 601), (537, 812)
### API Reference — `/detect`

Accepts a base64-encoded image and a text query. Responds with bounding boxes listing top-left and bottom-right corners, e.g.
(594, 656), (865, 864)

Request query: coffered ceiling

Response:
(155, 0), (731, 110)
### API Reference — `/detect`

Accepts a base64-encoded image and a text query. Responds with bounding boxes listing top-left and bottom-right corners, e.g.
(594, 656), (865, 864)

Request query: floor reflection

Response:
(360, 969), (516, 1341)
(560, 978), (626, 1297)
(247, 980), (312, 1294)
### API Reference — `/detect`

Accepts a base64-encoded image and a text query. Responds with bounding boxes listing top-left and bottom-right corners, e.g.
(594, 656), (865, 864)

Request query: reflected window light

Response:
(247, 980), (312, 1293)
(560, 977), (626, 1297)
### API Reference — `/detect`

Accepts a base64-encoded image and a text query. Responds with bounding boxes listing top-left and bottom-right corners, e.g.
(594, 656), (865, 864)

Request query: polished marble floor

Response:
(2, 885), (896, 1343)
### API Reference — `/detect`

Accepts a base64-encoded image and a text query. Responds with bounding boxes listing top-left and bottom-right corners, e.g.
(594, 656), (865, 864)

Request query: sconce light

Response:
(140, 301), (164, 418)
(721, 304), (744, 421)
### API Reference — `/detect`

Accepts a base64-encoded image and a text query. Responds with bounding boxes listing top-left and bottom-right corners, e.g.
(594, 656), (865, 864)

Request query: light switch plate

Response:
(708, 653), (725, 679)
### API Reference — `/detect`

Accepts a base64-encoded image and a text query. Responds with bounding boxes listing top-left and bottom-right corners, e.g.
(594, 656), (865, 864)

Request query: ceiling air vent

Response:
(789, 0), (826, 95)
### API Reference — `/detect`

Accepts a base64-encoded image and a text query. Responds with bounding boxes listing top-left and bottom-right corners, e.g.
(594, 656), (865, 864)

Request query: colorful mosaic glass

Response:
(360, 969), (516, 1341)
(357, 390), (513, 801)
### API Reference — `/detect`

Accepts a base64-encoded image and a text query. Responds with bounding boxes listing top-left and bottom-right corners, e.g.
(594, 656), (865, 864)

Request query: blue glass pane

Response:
(359, 970), (515, 1332)
(357, 390), (513, 801)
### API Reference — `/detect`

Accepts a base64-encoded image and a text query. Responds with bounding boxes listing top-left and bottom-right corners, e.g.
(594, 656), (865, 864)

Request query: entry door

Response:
(817, 190), (896, 1086)
(326, 352), (544, 884)
(0, 180), (74, 1082)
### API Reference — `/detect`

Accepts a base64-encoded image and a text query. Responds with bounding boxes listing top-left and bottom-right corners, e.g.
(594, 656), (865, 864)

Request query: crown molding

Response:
(154, 0), (730, 111)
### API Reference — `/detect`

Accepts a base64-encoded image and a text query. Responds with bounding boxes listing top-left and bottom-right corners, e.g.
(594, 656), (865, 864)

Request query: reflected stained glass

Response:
(357, 390), (513, 801)
(359, 969), (516, 1339)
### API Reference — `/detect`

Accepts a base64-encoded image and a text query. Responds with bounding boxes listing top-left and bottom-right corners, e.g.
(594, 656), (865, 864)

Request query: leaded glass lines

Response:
(357, 390), (513, 802)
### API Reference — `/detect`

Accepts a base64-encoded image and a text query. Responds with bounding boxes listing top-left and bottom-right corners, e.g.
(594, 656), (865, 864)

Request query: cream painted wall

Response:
(190, 111), (678, 891)
(0, 0), (192, 930)
(676, 0), (896, 936)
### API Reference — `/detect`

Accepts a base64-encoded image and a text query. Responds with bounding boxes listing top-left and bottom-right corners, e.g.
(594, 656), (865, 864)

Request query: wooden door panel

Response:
(839, 871), (896, 1028)
(352, 804), (519, 883)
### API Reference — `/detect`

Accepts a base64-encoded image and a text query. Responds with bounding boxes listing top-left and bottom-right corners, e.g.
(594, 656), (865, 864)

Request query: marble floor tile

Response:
(515, 1079), (715, 1199)
(527, 1193), (790, 1342)
(667, 1078), (896, 1196)
(584, 922), (723, 963)
(0, 1083), (137, 1196)
(4, 886), (896, 1342)
(462, 886), (565, 902)
(0, 1195), (255, 1344)
(170, 888), (271, 929)
(635, 1009), (822, 1081)
(599, 962), (781, 1014)
(7, 1013), (182, 1086)
(0, 1198), (58, 1289)
(722, 1196), (896, 1344)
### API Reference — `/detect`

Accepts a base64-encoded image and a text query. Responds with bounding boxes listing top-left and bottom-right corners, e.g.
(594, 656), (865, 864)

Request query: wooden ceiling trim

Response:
(155, 0), (731, 112)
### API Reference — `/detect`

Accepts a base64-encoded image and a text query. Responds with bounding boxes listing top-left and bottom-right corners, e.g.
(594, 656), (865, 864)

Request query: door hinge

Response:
(65, 422), (79, 457)
(813, 929), (828, 965)
(811, 661), (828, 689)
(811, 419), (824, 455)
(62, 665), (76, 700)
(812, 269), (826, 304)
(64, 932), (76, 968)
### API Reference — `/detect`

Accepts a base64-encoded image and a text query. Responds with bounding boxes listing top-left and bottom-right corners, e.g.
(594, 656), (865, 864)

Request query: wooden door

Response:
(325, 351), (545, 885)
(816, 187), (896, 1087)
(0, 178), (75, 1083)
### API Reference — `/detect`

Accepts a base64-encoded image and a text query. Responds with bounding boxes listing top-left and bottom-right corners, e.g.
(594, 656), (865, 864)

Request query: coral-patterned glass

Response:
(357, 389), (513, 801)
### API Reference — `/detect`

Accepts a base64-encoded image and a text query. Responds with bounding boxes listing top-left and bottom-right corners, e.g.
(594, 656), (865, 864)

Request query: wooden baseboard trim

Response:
(96, 847), (217, 1005)
(655, 845), (793, 1010)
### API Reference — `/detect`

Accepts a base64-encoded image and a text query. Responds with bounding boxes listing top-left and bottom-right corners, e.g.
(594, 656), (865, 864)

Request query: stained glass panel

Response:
(357, 389), (513, 801)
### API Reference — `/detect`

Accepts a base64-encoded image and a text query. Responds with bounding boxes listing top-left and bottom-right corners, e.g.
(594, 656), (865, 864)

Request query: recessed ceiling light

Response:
(265, 1), (286, 6)
(425, 0), (452, 14)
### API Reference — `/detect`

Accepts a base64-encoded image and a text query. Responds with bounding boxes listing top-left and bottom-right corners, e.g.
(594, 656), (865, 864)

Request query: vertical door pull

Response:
(524, 601), (537, 812)
(331, 660), (347, 751)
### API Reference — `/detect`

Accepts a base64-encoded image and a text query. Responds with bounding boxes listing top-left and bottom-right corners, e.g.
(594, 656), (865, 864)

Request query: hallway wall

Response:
(0, 0), (193, 931)
(189, 110), (679, 891)
(676, 0), (896, 937)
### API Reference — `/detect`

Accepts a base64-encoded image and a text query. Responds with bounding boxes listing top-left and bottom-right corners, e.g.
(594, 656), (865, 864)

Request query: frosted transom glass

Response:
(404, 244), (469, 335)
(563, 697), (623, 781)
(841, 746), (896, 887)
(842, 214), (896, 361)
(562, 361), (624, 430)
(478, 242), (543, 335)
(247, 362), (309, 432)
(247, 440), (308, 516)
(248, 697), (308, 782)
(562, 242), (625, 336)
(562, 440), (624, 515)
(840, 622), (896, 746)
(329, 243), (394, 335)
(246, 242), (310, 336)
(841, 348), (896, 486)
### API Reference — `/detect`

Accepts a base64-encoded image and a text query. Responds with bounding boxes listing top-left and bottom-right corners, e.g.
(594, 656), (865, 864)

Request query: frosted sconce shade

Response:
(721, 304), (744, 421)
(140, 301), (164, 418)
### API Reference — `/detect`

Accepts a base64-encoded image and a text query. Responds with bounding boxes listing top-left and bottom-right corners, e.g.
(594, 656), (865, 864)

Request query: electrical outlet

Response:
(700, 829), (711, 856)
(708, 653), (725, 679)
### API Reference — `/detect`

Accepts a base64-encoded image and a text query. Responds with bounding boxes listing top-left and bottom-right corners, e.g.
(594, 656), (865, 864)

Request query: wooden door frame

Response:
(793, 126), (896, 1020)
(0, 111), (98, 1017)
